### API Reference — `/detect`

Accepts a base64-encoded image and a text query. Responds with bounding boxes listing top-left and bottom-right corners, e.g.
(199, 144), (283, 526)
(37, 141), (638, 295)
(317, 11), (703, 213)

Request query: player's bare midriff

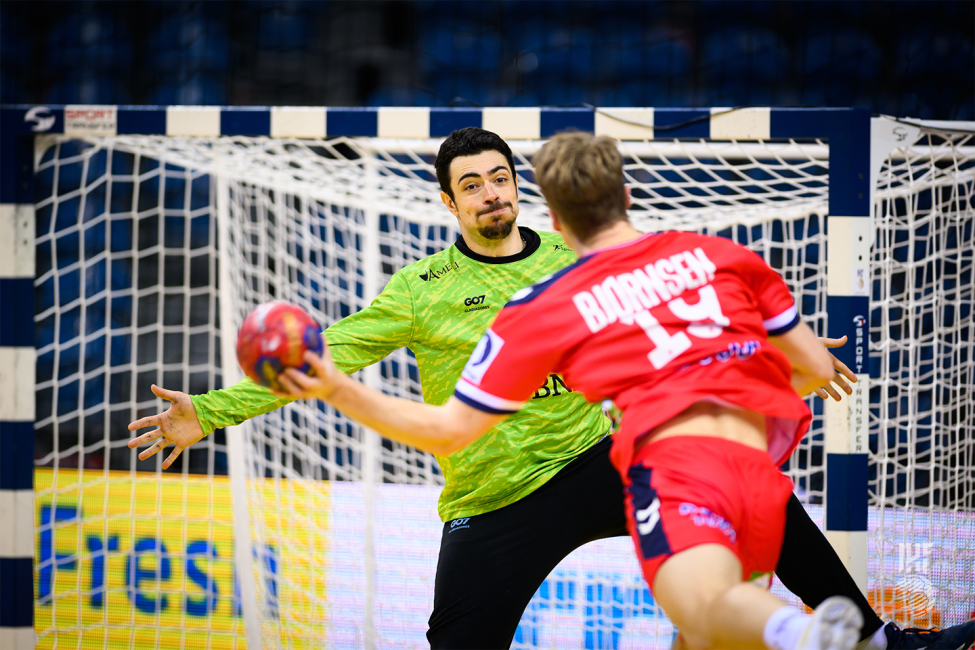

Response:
(637, 401), (768, 453)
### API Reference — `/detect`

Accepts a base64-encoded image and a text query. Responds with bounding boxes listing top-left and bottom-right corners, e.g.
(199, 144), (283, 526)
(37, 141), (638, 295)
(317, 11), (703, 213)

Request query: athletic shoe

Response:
(881, 620), (975, 650)
(798, 596), (865, 650)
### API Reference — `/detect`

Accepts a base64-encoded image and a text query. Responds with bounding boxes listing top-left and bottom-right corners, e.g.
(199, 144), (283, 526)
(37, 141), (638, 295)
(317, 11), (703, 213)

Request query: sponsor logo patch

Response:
(419, 261), (460, 281)
(853, 315), (866, 373)
(462, 294), (489, 312)
(678, 503), (737, 544)
(65, 105), (117, 135)
(680, 340), (760, 371)
(461, 328), (504, 385)
(25, 106), (55, 132)
(627, 465), (672, 561)
(448, 517), (471, 533)
(532, 374), (573, 399)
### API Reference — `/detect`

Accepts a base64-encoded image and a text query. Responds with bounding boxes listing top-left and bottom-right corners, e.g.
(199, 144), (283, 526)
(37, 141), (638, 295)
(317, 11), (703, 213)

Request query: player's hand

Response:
(127, 385), (206, 470)
(812, 336), (857, 401)
(276, 346), (345, 402)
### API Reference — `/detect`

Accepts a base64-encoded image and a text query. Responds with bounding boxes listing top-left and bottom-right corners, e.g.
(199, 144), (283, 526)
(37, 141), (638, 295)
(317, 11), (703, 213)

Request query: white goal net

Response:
(31, 122), (974, 649)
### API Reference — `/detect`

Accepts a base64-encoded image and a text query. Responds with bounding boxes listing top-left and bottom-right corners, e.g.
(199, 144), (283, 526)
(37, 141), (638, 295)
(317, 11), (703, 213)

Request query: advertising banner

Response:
(35, 470), (973, 649)
(34, 468), (327, 650)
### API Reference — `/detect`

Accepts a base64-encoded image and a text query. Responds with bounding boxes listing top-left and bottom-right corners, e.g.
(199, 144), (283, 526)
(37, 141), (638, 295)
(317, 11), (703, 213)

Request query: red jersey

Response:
(453, 231), (811, 473)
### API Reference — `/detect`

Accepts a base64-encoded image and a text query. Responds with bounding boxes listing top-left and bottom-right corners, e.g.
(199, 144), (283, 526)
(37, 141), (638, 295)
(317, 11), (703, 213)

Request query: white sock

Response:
(763, 606), (811, 650)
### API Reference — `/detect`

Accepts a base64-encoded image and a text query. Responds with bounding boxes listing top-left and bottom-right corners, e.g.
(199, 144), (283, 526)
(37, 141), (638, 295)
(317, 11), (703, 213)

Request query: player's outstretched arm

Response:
(278, 349), (506, 456)
(126, 385), (207, 469)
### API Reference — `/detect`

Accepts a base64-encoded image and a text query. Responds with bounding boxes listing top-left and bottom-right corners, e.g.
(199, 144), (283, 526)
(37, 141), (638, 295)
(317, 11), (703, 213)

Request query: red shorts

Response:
(623, 436), (794, 589)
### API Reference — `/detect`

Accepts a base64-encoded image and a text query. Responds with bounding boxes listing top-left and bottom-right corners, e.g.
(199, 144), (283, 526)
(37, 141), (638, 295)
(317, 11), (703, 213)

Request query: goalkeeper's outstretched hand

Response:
(276, 345), (347, 402)
(127, 385), (206, 469)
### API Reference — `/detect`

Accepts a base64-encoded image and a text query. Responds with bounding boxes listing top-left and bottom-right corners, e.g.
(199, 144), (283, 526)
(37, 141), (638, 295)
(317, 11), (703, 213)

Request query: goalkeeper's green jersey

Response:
(191, 227), (610, 521)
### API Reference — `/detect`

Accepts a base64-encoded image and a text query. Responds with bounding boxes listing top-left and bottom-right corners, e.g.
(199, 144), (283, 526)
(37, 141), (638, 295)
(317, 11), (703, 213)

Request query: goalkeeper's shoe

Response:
(799, 596), (864, 650)
(874, 620), (975, 650)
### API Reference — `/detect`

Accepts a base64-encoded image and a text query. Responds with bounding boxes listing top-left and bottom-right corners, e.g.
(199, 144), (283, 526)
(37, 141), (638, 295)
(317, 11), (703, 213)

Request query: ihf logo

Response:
(449, 518), (471, 533)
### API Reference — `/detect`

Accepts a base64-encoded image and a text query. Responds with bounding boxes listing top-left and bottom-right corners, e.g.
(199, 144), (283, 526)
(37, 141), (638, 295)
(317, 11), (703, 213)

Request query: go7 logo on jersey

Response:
(572, 247), (729, 370)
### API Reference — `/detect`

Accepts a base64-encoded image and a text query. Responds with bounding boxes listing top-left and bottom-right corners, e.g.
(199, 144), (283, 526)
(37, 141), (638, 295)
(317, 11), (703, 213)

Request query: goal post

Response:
(1, 107), (42, 650)
(1, 104), (972, 649)
(214, 174), (262, 650)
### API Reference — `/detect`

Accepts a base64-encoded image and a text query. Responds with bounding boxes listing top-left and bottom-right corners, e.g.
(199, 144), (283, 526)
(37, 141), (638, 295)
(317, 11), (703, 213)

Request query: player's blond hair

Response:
(532, 131), (627, 241)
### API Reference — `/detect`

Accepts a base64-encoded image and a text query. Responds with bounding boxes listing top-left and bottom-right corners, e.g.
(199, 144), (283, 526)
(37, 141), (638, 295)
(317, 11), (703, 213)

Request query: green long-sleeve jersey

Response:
(191, 227), (610, 521)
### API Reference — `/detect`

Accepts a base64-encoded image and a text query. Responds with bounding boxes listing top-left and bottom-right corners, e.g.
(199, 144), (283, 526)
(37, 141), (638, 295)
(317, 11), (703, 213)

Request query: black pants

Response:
(427, 436), (881, 649)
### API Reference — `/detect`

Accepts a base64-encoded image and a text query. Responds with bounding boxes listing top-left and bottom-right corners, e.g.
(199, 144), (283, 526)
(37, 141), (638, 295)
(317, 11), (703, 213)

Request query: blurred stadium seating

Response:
(1, 0), (972, 119)
(4, 0), (974, 476)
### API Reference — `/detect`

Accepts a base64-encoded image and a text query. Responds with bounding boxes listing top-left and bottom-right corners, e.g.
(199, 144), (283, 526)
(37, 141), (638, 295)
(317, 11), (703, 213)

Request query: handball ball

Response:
(236, 301), (324, 390)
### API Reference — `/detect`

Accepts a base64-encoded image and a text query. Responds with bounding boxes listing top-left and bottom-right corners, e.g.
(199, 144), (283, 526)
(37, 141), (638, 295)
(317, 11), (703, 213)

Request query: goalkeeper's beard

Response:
(476, 203), (515, 240)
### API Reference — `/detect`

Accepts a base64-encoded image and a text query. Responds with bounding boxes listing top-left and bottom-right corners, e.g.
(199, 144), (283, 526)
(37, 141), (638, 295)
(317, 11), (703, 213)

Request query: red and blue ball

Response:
(236, 301), (324, 390)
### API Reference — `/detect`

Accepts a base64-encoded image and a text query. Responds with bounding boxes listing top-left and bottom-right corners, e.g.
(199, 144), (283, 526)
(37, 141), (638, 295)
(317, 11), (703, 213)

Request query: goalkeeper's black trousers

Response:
(426, 435), (882, 650)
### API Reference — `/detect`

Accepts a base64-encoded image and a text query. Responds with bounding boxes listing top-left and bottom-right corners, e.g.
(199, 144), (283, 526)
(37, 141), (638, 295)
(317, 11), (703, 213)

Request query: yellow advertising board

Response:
(34, 468), (331, 650)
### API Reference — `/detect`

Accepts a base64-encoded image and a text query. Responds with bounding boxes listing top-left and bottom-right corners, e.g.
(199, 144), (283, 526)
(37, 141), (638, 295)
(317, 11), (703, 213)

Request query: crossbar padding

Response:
(594, 108), (655, 139)
(378, 107), (431, 139)
(4, 105), (881, 143)
(166, 106), (221, 137)
(482, 108), (541, 140)
(270, 107), (327, 138)
(709, 107), (771, 140)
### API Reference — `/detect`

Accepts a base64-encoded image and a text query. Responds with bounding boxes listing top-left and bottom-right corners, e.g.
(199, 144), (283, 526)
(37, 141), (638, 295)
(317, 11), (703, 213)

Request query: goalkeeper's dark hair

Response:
(435, 127), (517, 200)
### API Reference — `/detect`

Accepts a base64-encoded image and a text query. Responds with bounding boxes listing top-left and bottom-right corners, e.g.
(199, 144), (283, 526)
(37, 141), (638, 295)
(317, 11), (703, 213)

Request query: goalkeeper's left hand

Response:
(126, 384), (206, 470)
(813, 336), (857, 402)
(275, 346), (347, 402)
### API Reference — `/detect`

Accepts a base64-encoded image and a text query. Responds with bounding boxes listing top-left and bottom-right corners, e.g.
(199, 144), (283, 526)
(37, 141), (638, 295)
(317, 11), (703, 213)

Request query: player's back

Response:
(479, 230), (812, 473)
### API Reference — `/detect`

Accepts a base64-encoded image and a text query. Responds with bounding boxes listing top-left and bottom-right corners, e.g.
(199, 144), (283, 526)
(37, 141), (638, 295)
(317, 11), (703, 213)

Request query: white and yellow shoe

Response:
(798, 596), (865, 650)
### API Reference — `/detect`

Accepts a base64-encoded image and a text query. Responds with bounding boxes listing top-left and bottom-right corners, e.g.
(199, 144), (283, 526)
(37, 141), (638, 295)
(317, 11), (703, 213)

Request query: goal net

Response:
(31, 121), (974, 649)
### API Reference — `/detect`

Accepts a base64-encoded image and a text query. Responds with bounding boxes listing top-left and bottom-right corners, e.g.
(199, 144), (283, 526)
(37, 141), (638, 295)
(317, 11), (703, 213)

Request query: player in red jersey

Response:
(274, 131), (868, 649)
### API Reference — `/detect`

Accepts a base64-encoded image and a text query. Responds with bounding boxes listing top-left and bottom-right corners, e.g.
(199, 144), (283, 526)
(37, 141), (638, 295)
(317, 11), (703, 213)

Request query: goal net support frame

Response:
(1, 105), (972, 649)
